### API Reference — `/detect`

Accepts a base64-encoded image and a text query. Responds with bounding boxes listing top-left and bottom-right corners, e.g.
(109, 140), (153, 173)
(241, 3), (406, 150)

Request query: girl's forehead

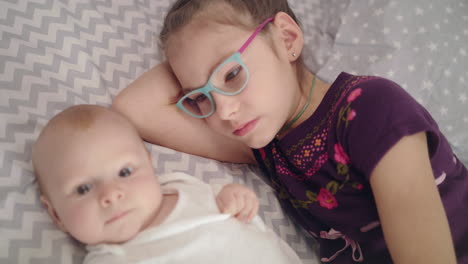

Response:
(168, 20), (246, 56)
(166, 22), (251, 88)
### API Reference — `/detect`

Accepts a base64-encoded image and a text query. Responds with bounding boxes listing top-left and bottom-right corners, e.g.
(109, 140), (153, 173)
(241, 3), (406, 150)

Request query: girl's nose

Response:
(99, 185), (124, 207)
(212, 93), (240, 120)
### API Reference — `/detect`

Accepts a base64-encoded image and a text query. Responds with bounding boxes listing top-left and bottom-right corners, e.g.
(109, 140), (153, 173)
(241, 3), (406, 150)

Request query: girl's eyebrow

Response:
(182, 86), (202, 93)
(181, 51), (235, 93)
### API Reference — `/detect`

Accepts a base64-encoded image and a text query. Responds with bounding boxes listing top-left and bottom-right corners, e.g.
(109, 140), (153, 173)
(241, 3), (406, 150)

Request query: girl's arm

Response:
(370, 132), (457, 263)
(112, 62), (255, 164)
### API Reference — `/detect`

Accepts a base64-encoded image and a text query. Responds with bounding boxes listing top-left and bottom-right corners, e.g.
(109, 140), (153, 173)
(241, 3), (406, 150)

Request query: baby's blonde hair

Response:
(31, 105), (124, 196)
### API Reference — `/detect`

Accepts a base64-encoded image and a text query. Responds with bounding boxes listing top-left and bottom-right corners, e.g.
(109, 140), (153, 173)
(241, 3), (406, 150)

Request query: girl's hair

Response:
(159, 0), (307, 88)
(160, 0), (300, 44)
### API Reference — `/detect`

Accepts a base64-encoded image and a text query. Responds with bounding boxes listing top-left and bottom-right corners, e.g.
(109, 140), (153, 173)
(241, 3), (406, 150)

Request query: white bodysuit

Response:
(84, 172), (302, 264)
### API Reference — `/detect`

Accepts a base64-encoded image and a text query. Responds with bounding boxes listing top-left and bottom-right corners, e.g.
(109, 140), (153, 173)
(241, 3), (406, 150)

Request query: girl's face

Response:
(166, 18), (302, 149)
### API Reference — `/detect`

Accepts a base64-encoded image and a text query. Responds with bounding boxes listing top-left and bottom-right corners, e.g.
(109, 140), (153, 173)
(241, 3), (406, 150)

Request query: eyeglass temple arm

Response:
(237, 17), (274, 54)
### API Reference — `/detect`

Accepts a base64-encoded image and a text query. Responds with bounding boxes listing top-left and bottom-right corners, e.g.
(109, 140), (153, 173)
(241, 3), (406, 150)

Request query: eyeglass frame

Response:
(176, 16), (275, 118)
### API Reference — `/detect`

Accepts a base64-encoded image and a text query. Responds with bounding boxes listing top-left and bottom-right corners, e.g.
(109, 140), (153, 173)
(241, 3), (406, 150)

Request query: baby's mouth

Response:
(105, 210), (131, 225)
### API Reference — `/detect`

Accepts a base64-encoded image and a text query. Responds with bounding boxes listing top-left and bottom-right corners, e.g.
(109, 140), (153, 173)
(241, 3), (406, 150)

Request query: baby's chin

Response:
(75, 228), (141, 246)
(82, 234), (136, 246)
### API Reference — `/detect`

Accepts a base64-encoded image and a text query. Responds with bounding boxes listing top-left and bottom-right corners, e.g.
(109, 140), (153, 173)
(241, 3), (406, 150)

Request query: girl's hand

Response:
(112, 62), (255, 164)
(216, 184), (259, 223)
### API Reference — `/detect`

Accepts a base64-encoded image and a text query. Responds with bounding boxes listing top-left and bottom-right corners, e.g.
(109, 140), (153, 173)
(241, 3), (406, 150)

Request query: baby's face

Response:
(37, 114), (162, 245)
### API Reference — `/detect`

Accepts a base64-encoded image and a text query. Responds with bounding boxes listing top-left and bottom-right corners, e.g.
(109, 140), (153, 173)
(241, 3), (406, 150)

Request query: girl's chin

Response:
(244, 134), (275, 149)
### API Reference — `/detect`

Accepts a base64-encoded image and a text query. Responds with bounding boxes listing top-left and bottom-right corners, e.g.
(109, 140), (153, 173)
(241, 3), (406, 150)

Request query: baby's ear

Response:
(40, 195), (67, 233)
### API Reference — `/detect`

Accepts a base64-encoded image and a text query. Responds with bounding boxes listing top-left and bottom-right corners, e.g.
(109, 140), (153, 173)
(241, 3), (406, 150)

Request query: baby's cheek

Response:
(61, 204), (103, 244)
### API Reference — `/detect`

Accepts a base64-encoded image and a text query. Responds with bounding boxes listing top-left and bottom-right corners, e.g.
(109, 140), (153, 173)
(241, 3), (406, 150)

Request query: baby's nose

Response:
(100, 186), (124, 207)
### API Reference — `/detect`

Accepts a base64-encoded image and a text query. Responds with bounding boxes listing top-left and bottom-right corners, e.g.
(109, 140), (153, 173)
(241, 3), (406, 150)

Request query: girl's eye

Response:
(119, 167), (133, 177)
(188, 93), (208, 103)
(225, 66), (242, 82)
(194, 94), (208, 103)
(76, 184), (92, 195)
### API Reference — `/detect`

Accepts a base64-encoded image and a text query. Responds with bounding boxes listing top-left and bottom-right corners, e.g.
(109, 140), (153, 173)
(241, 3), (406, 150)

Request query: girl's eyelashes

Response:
(225, 65), (242, 82)
(188, 93), (208, 103)
(119, 166), (134, 178)
(76, 183), (92, 195)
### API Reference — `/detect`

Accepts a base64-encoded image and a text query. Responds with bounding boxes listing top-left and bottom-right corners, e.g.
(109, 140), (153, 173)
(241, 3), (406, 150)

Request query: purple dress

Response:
(253, 73), (468, 263)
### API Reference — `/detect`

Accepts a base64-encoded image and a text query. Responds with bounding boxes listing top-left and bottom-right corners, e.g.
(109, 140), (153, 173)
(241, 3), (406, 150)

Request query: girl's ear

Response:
(40, 195), (67, 232)
(272, 12), (304, 62)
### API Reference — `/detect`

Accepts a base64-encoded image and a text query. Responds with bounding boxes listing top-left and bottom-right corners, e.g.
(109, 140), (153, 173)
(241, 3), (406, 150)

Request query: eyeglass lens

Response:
(181, 60), (248, 117)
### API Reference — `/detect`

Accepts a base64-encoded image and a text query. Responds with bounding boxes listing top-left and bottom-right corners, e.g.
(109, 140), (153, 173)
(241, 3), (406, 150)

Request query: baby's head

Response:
(32, 105), (162, 245)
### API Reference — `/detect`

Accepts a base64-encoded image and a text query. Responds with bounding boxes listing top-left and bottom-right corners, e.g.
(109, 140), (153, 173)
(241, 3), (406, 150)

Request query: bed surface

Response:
(1, 0), (467, 263)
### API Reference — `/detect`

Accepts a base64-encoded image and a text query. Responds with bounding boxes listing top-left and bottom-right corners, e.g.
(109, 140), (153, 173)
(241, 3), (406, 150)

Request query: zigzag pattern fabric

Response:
(1, 0), (338, 263)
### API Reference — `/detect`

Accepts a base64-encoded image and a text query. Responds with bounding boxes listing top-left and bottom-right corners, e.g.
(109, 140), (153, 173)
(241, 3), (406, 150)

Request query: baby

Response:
(31, 104), (302, 264)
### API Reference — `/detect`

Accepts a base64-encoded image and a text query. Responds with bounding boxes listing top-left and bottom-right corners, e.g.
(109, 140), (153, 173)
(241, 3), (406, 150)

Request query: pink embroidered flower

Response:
(317, 188), (338, 209)
(347, 109), (356, 121)
(357, 184), (363, 190)
(259, 148), (266, 160)
(314, 138), (322, 146)
(347, 88), (362, 103)
(320, 231), (328, 238)
(334, 144), (350, 165)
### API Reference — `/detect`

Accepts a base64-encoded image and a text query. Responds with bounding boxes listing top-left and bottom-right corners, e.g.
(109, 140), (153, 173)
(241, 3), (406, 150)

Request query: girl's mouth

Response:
(233, 119), (258, 136)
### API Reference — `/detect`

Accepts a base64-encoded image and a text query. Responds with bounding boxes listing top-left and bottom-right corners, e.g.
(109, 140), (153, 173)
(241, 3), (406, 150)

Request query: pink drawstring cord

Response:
(320, 228), (364, 262)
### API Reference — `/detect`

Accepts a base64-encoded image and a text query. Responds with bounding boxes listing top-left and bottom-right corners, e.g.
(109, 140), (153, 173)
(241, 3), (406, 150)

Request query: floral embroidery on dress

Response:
(334, 143), (350, 165)
(256, 76), (383, 263)
(293, 128), (329, 179)
(331, 87), (365, 190)
(338, 88), (362, 129)
(273, 129), (329, 181)
(317, 188), (338, 209)
(347, 88), (362, 103)
(265, 87), (368, 210)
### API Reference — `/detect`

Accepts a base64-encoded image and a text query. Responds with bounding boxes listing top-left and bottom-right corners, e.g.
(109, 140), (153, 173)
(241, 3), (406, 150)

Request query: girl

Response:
(112, 0), (467, 263)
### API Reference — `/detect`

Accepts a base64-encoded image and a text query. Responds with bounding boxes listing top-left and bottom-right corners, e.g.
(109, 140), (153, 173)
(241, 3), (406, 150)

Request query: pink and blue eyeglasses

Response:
(176, 17), (274, 118)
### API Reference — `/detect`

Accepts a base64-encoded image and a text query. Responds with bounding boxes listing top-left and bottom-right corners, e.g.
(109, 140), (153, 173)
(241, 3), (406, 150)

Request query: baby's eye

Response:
(76, 184), (92, 195)
(119, 167), (133, 177)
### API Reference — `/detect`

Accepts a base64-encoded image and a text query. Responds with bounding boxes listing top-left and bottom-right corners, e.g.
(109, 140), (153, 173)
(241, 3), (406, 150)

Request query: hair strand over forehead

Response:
(159, 0), (301, 49)
(160, 0), (308, 94)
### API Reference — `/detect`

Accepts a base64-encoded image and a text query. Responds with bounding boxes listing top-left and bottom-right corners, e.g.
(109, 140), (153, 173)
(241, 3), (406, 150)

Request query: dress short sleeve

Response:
(336, 77), (440, 180)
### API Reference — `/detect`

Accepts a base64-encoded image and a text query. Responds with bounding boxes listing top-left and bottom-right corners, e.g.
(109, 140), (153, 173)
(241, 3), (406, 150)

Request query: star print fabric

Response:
(316, 0), (468, 165)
